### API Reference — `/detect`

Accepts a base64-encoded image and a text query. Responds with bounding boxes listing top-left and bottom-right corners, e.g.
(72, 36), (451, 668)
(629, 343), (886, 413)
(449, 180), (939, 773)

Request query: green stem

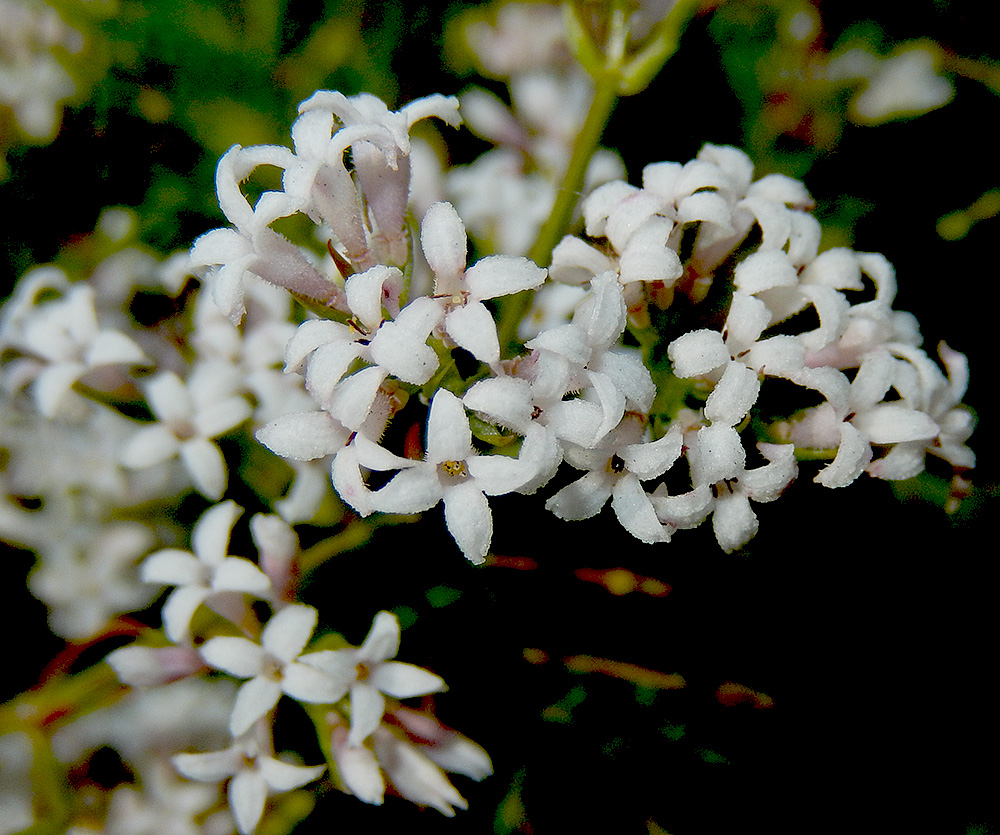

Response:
(496, 77), (620, 354)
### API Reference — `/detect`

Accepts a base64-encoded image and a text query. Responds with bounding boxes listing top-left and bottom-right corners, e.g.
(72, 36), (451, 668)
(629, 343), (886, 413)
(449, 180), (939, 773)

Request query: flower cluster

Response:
(107, 501), (490, 833)
(0, 3), (978, 832)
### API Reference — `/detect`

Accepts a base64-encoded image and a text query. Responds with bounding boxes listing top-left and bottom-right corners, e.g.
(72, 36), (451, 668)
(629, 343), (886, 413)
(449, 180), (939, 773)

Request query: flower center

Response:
(439, 460), (468, 480)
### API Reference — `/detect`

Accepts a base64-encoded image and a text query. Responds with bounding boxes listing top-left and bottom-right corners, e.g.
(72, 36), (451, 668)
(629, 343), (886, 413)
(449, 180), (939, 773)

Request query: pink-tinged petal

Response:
(212, 557), (271, 595)
(867, 442), (927, 481)
(330, 724), (385, 804)
(359, 611), (401, 663)
(421, 202), (468, 293)
(372, 730), (467, 816)
(261, 604), (317, 662)
(180, 438), (228, 500)
(348, 683), (387, 746)
(815, 422), (871, 488)
(545, 470), (613, 521)
(161, 585), (212, 643)
(229, 766), (268, 835)
(370, 661), (447, 698)
(173, 748), (240, 782)
(256, 411), (349, 460)
(200, 636), (265, 678)
(192, 501), (242, 566)
(442, 479), (493, 564)
(106, 644), (205, 686)
(141, 549), (203, 586)
(667, 328), (728, 378)
(281, 661), (347, 704)
(464, 255), (546, 301)
(121, 423), (181, 468)
(712, 492), (758, 554)
(370, 466), (443, 514)
(230, 676), (284, 736)
(257, 756), (325, 792)
(611, 475), (671, 544)
(444, 302), (501, 366)
(426, 389), (472, 463)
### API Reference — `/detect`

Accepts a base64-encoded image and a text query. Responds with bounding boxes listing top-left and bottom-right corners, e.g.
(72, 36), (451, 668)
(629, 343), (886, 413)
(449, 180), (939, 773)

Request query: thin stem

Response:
(496, 76), (620, 354)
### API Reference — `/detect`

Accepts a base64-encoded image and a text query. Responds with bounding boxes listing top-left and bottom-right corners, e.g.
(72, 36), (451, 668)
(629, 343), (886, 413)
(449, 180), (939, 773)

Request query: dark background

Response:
(1, 1), (995, 833)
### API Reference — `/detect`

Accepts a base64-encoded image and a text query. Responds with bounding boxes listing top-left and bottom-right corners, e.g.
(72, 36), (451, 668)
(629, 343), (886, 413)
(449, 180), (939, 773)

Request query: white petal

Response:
(421, 202), (468, 292)
(426, 389), (472, 463)
(704, 361), (761, 426)
(230, 676), (284, 736)
(545, 470), (612, 521)
(200, 636), (265, 678)
(258, 756), (325, 792)
(141, 549), (203, 586)
(262, 604), (318, 662)
(121, 423), (180, 468)
(371, 661), (447, 698)
(330, 725), (385, 804)
(359, 611), (402, 662)
(281, 662), (347, 704)
(464, 255), (547, 300)
(370, 466), (444, 514)
(180, 438), (228, 500)
(444, 302), (501, 366)
(212, 557), (272, 594)
(256, 411), (349, 460)
(815, 422), (871, 488)
(161, 585), (212, 643)
(442, 479), (493, 563)
(667, 329), (728, 377)
(192, 500), (243, 566)
(229, 767), (268, 835)
(611, 475), (670, 543)
(173, 748), (240, 782)
(348, 683), (387, 746)
(346, 264), (403, 331)
(712, 492), (758, 553)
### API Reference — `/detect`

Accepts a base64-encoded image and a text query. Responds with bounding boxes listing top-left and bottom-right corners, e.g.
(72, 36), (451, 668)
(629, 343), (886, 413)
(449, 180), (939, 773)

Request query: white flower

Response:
(173, 722), (324, 835)
(140, 501), (271, 643)
(364, 388), (543, 562)
(121, 364), (252, 499)
(199, 604), (345, 736)
(545, 417), (683, 544)
(420, 201), (547, 366)
(302, 611), (447, 747)
(190, 144), (339, 322)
